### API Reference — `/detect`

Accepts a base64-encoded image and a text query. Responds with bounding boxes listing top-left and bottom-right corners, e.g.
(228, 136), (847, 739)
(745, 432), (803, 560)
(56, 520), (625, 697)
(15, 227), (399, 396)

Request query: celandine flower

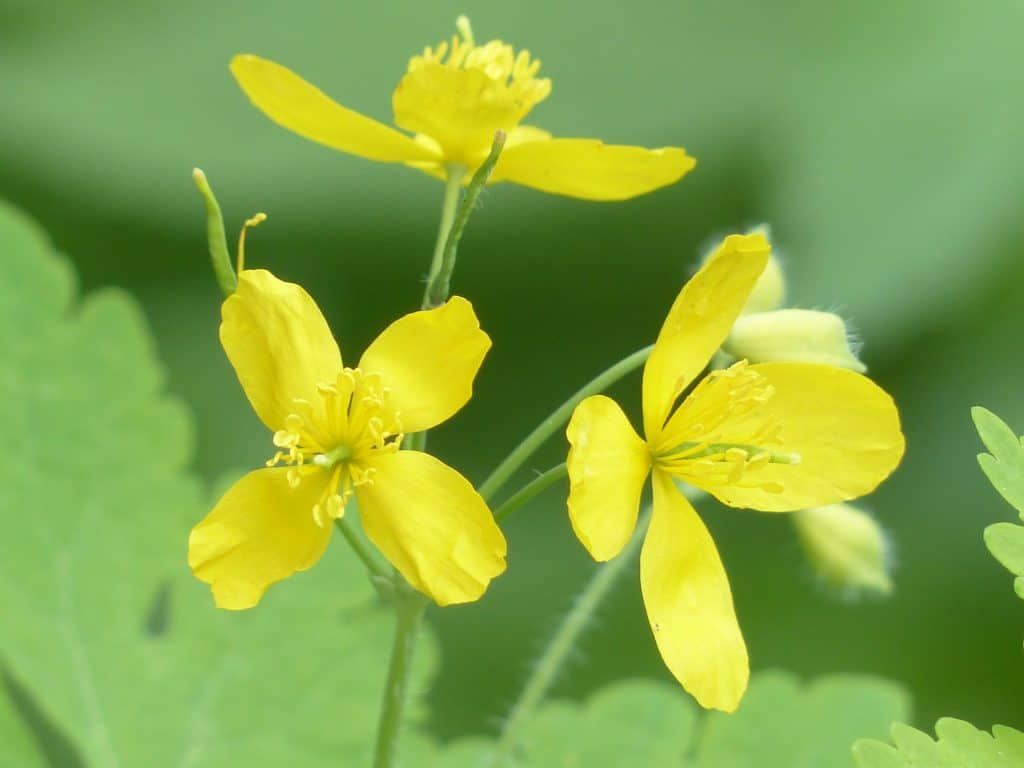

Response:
(189, 269), (506, 609)
(566, 233), (904, 711)
(230, 17), (695, 201)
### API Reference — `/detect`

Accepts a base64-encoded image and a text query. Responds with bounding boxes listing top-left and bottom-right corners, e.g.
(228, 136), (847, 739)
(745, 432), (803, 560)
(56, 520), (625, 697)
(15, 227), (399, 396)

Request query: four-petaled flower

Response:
(230, 17), (695, 201)
(565, 232), (905, 711)
(188, 269), (507, 609)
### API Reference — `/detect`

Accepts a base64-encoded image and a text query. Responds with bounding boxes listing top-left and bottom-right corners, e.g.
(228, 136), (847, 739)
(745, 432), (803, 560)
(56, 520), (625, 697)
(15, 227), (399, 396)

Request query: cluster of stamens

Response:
(266, 367), (404, 526)
(656, 362), (797, 492)
(409, 20), (551, 108)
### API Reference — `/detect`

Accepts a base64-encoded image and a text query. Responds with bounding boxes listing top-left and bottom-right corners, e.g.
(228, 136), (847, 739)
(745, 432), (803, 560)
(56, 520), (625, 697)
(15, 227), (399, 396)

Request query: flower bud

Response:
(743, 252), (786, 314)
(792, 504), (892, 594)
(725, 308), (867, 372)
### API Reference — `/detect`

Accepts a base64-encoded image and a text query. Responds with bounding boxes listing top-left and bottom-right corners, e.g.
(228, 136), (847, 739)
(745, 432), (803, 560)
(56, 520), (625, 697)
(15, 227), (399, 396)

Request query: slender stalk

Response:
(191, 168), (236, 297)
(372, 590), (427, 768)
(478, 344), (654, 502)
(489, 506), (653, 767)
(421, 167), (466, 310)
(494, 463), (567, 524)
(333, 517), (389, 581)
(425, 131), (507, 308)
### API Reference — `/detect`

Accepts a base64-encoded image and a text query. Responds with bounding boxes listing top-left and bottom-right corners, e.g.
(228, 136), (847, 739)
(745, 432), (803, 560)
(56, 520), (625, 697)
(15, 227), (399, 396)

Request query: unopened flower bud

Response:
(725, 308), (867, 372)
(743, 253), (786, 314)
(792, 504), (892, 594)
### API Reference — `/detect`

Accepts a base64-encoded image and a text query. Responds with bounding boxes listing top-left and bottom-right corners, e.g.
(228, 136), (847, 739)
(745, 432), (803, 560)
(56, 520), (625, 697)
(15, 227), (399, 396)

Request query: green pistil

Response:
(662, 441), (800, 465)
(315, 444), (354, 468)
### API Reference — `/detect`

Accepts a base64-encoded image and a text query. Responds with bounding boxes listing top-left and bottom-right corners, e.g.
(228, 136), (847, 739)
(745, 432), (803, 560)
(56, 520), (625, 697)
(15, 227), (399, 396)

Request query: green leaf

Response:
(972, 407), (1024, 599)
(0, 673), (47, 768)
(853, 718), (1024, 767)
(0, 200), (435, 765)
(984, 523), (1024, 578)
(427, 672), (908, 767)
(973, 407), (1024, 516)
(685, 672), (909, 768)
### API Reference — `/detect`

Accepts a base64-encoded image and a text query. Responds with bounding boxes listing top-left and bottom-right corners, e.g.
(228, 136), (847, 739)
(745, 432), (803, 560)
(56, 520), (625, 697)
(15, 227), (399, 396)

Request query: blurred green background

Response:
(3, 0), (1023, 746)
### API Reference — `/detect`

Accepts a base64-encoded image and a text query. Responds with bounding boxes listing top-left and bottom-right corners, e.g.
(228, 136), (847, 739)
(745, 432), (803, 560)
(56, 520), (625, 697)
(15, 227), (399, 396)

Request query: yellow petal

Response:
(695, 363), (905, 511)
(642, 469), (749, 711)
(642, 233), (770, 439)
(358, 296), (490, 433)
(489, 138), (695, 201)
(566, 395), (651, 561)
(230, 55), (438, 164)
(504, 124), (552, 148)
(356, 451), (507, 606)
(188, 467), (333, 610)
(220, 269), (343, 432)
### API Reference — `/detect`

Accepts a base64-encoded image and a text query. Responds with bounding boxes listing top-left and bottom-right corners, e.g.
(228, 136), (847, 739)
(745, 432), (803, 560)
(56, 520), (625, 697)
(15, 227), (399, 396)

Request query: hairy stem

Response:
(421, 167), (467, 311)
(494, 463), (568, 524)
(333, 517), (389, 582)
(372, 589), (427, 768)
(490, 506), (653, 766)
(425, 131), (507, 309)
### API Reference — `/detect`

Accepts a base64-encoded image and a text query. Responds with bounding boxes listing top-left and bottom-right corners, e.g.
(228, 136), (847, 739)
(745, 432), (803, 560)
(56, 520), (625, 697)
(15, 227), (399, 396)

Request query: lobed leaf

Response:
(0, 201), (436, 766)
(853, 718), (1024, 767)
(972, 407), (1024, 600)
(424, 671), (908, 767)
(973, 407), (1024, 517)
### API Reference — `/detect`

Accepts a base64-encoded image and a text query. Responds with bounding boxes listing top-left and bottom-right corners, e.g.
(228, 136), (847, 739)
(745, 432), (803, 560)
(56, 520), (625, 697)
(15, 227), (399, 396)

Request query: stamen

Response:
(236, 212), (267, 273)
(455, 15), (474, 46)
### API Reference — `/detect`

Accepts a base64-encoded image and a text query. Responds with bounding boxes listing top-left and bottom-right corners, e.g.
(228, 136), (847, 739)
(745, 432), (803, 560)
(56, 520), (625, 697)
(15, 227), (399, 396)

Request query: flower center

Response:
(266, 366), (404, 526)
(410, 19), (550, 107)
(655, 361), (797, 492)
(396, 17), (552, 168)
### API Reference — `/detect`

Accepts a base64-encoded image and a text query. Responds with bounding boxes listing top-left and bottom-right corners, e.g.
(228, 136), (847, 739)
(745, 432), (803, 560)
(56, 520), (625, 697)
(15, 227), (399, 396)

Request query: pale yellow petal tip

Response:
(229, 53), (261, 75)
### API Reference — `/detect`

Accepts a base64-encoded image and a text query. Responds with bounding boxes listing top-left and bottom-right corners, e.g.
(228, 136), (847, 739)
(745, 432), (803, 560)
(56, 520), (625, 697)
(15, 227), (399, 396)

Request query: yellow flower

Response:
(565, 232), (904, 711)
(230, 17), (695, 201)
(188, 269), (506, 609)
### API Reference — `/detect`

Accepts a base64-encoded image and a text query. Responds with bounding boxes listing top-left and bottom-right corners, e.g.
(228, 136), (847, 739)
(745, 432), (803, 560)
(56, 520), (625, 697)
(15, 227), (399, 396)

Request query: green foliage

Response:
(419, 672), (908, 767)
(0, 201), (435, 766)
(853, 719), (1024, 767)
(973, 407), (1024, 598)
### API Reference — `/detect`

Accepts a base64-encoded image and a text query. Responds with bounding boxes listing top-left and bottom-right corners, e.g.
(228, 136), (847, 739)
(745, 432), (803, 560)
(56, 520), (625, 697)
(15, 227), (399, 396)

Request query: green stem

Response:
(425, 131), (507, 309)
(333, 517), (389, 582)
(421, 167), (466, 311)
(372, 589), (427, 768)
(478, 343), (654, 503)
(490, 505), (653, 767)
(494, 463), (567, 524)
(191, 168), (236, 297)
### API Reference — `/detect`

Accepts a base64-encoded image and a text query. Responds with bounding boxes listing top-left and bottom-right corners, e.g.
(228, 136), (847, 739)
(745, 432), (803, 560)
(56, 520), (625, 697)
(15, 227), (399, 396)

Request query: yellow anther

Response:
(236, 212), (267, 273)
(326, 494), (345, 520)
(724, 447), (749, 463)
(746, 451), (771, 471)
(286, 468), (302, 489)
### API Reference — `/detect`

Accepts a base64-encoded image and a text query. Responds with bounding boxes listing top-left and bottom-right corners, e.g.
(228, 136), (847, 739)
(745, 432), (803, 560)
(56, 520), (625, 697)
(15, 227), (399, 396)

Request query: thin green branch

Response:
(489, 505), (653, 767)
(421, 167), (467, 311)
(372, 589), (427, 768)
(333, 516), (389, 582)
(425, 130), (507, 308)
(478, 343), (654, 503)
(494, 463), (568, 523)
